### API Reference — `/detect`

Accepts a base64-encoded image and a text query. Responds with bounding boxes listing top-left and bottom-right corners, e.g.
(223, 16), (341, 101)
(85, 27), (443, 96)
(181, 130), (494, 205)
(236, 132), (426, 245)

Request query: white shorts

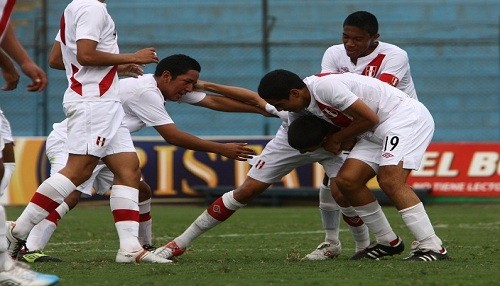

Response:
(248, 125), (344, 184)
(63, 101), (135, 157)
(46, 130), (113, 197)
(348, 100), (434, 172)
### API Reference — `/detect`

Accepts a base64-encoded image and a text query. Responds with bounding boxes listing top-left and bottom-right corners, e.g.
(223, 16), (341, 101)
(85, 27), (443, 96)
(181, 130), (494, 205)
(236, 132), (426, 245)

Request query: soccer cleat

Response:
(153, 241), (186, 260)
(301, 241), (342, 261)
(18, 250), (63, 263)
(404, 241), (450, 261)
(350, 237), (405, 260)
(0, 261), (60, 286)
(6, 221), (27, 259)
(115, 249), (173, 263)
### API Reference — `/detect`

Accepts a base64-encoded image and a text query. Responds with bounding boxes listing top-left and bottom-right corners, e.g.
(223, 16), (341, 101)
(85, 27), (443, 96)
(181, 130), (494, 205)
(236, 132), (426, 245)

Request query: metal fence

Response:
(3, 0), (499, 141)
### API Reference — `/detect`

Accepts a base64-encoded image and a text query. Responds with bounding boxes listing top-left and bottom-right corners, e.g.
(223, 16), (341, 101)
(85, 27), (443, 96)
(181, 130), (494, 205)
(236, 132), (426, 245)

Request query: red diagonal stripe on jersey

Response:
(362, 54), (386, 77)
(99, 65), (118, 96)
(59, 13), (66, 45)
(316, 101), (352, 128)
(70, 64), (82, 95)
(0, 0), (16, 39)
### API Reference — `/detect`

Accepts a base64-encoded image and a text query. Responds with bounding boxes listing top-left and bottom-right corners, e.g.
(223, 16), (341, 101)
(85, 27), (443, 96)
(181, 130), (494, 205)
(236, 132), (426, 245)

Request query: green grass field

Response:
(6, 203), (500, 286)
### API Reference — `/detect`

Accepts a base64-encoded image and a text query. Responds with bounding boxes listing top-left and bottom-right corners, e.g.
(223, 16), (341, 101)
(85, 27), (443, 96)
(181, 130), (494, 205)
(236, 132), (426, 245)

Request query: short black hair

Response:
(154, 54), (201, 78)
(288, 115), (340, 150)
(343, 11), (378, 35)
(258, 69), (306, 101)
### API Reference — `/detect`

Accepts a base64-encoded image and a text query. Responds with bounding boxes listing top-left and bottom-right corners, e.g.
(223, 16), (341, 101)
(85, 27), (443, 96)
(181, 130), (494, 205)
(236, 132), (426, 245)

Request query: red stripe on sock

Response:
(342, 214), (364, 227)
(389, 237), (401, 246)
(112, 209), (139, 223)
(45, 211), (62, 225)
(206, 197), (235, 221)
(139, 212), (151, 222)
(31, 192), (61, 214)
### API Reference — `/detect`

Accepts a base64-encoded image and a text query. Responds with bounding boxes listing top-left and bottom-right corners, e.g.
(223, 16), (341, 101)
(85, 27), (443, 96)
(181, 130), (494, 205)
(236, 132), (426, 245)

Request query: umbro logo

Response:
(212, 205), (221, 214)
(382, 152), (394, 158)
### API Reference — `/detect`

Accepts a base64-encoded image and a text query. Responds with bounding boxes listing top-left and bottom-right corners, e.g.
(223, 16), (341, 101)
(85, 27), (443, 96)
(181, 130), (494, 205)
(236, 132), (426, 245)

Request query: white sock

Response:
(340, 206), (370, 251)
(110, 185), (141, 253)
(26, 202), (69, 251)
(0, 206), (14, 271)
(0, 162), (15, 196)
(318, 184), (340, 244)
(175, 191), (244, 248)
(400, 202), (443, 251)
(138, 199), (152, 246)
(14, 173), (75, 239)
(353, 201), (398, 246)
(175, 210), (221, 249)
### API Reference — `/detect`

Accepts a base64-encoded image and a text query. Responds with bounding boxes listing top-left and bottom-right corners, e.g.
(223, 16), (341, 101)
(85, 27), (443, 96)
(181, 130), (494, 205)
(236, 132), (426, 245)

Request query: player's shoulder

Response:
(324, 44), (345, 56)
(378, 41), (408, 57)
(67, 0), (106, 14)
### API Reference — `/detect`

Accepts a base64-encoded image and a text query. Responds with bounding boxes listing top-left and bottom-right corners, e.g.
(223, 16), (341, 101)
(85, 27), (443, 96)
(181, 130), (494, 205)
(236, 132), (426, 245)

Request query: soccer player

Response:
(151, 81), (373, 261)
(305, 10), (419, 260)
(5, 0), (174, 264)
(0, 0), (59, 284)
(19, 54), (267, 262)
(258, 69), (449, 261)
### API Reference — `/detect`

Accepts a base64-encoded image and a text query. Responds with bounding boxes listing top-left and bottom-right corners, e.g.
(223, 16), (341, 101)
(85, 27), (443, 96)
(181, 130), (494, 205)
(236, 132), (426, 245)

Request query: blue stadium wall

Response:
(3, 0), (499, 141)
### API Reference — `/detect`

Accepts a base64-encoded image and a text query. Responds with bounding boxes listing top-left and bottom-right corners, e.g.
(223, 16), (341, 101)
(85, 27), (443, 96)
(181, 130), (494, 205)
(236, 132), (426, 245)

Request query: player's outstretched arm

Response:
(76, 39), (158, 66)
(194, 94), (271, 116)
(154, 123), (256, 161)
(1, 24), (46, 91)
(196, 80), (267, 108)
(195, 80), (287, 120)
(0, 49), (19, 91)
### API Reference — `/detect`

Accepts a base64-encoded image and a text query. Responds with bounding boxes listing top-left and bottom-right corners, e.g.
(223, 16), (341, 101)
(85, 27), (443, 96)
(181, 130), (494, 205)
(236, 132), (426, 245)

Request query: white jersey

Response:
(50, 74), (208, 142)
(0, 0), (15, 41)
(118, 74), (206, 132)
(48, 74), (207, 194)
(303, 72), (410, 134)
(59, 0), (120, 102)
(321, 41), (417, 100)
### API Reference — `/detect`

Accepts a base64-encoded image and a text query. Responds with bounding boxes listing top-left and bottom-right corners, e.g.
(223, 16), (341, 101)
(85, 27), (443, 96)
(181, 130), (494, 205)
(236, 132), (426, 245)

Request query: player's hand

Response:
(21, 62), (47, 92)
(1, 66), (20, 91)
(323, 139), (342, 155)
(118, 63), (144, 78)
(265, 103), (288, 122)
(219, 143), (257, 161)
(340, 138), (357, 151)
(133, 48), (159, 64)
(193, 80), (207, 91)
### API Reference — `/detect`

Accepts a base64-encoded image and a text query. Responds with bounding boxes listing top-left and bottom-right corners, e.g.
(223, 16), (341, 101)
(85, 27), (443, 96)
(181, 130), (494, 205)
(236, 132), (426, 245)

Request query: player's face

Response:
(162, 70), (200, 101)
(266, 90), (306, 112)
(342, 25), (379, 60)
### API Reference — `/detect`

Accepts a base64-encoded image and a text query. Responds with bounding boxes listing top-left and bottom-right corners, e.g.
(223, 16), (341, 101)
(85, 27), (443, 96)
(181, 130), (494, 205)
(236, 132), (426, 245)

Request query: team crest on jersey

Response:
(365, 65), (378, 77)
(340, 67), (349, 73)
